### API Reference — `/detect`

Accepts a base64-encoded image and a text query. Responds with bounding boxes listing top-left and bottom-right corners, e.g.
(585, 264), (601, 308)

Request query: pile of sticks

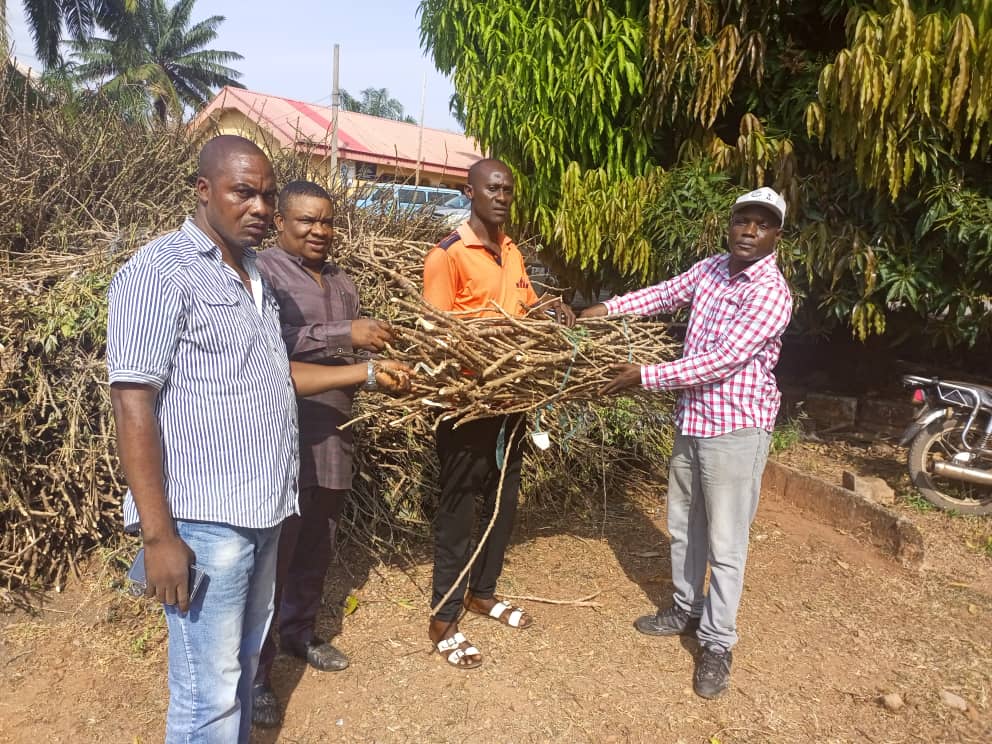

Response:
(339, 236), (679, 429)
(332, 237), (680, 554)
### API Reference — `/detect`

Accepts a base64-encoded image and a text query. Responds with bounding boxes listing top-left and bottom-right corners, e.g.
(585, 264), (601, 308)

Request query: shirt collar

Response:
(725, 251), (778, 282)
(457, 222), (512, 251)
(181, 217), (259, 264)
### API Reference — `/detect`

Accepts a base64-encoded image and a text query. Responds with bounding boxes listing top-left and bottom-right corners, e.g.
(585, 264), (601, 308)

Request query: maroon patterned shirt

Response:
(604, 253), (792, 437)
(257, 245), (360, 491)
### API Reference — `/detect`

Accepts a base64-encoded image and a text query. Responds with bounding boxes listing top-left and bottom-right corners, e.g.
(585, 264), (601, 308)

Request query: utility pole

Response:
(414, 71), (427, 187)
(329, 44), (340, 187)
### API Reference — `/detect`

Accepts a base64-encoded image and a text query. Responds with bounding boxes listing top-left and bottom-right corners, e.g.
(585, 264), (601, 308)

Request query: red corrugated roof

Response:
(193, 86), (481, 176)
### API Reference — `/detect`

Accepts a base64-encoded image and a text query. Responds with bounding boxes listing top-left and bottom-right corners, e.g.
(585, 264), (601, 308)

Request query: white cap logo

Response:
(732, 187), (787, 225)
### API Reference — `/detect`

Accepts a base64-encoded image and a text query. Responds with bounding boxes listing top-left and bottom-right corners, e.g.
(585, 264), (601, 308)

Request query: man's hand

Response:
(534, 293), (576, 328)
(579, 303), (608, 319)
(374, 360), (414, 394)
(143, 533), (196, 613)
(600, 363), (643, 395)
(351, 319), (393, 351)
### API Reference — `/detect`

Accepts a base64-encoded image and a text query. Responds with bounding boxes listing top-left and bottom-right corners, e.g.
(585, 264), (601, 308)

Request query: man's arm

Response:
(106, 259), (195, 611)
(289, 359), (412, 397)
(264, 267), (392, 358)
(282, 318), (393, 358)
(602, 282), (792, 394)
(110, 384), (195, 611)
(580, 261), (704, 319)
(520, 256), (575, 326)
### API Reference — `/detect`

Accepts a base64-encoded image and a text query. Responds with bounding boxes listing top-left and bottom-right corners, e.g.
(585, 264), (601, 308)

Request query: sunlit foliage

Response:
(421, 0), (992, 347)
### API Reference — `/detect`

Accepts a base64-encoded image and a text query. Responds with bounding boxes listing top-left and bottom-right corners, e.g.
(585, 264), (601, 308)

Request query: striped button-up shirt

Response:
(604, 252), (792, 437)
(107, 219), (300, 531)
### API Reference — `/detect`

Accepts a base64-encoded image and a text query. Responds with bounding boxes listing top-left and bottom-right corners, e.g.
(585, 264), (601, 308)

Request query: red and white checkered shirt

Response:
(604, 252), (792, 437)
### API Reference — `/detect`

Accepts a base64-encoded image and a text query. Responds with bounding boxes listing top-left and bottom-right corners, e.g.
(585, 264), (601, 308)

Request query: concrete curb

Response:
(762, 460), (925, 568)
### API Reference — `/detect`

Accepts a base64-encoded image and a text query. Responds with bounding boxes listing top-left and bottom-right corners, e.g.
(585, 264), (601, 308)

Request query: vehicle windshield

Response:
(439, 194), (470, 209)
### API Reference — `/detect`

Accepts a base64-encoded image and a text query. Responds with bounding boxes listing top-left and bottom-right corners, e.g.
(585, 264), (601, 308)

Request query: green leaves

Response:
(422, 0), (992, 349)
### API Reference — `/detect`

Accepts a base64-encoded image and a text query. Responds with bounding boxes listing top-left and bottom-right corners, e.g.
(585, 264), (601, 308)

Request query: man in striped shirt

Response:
(580, 187), (792, 700)
(107, 136), (409, 743)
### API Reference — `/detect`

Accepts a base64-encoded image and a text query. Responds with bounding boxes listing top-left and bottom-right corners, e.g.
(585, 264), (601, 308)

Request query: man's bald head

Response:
(192, 135), (277, 254)
(467, 158), (512, 188)
(466, 158), (514, 229)
(198, 135), (269, 180)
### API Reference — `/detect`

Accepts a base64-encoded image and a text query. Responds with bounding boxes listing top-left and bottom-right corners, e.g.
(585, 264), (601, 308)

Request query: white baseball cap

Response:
(731, 187), (787, 226)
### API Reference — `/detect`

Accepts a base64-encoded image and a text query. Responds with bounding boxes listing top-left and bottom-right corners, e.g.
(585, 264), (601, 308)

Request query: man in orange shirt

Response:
(423, 158), (575, 669)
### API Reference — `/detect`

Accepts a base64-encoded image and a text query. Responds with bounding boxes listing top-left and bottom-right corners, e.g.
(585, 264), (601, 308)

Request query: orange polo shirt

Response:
(423, 223), (539, 318)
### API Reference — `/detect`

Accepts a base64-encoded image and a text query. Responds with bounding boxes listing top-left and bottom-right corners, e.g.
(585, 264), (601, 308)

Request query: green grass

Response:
(770, 418), (805, 454)
(899, 487), (937, 513)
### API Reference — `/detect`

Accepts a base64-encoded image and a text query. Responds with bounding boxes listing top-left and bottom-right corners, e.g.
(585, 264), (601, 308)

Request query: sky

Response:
(6, 0), (462, 131)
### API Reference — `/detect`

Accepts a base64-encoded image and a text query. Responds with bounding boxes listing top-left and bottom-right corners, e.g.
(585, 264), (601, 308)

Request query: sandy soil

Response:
(1, 440), (990, 744)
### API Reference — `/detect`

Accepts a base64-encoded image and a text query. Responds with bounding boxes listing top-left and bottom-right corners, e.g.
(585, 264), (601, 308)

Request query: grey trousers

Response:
(667, 428), (771, 651)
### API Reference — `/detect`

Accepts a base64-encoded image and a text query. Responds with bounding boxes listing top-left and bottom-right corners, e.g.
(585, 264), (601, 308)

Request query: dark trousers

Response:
(255, 486), (346, 686)
(431, 414), (525, 622)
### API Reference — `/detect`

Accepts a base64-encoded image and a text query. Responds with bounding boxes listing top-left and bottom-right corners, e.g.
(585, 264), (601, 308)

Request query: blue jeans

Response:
(164, 520), (281, 744)
(667, 428), (770, 651)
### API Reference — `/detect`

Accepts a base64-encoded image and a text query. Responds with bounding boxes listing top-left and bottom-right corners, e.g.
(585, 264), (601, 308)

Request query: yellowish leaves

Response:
(646, 1), (760, 132)
(805, 101), (826, 140)
(851, 301), (886, 340)
(554, 163), (659, 280)
(816, 3), (992, 198)
(737, 113), (768, 187)
(942, 13), (976, 139)
(692, 25), (741, 127)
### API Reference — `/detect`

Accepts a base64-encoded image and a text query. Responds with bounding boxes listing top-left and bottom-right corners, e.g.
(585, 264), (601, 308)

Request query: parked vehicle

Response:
(355, 184), (462, 216)
(900, 374), (992, 514)
(429, 193), (471, 228)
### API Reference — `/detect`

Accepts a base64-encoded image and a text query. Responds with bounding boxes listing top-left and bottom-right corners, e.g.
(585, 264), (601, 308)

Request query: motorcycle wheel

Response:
(907, 417), (992, 515)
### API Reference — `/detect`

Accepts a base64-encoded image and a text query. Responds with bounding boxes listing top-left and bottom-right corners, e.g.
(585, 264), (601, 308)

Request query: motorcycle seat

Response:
(940, 380), (992, 408)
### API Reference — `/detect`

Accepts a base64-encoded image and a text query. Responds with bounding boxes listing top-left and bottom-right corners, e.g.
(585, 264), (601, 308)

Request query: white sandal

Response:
(487, 600), (530, 629)
(435, 631), (482, 669)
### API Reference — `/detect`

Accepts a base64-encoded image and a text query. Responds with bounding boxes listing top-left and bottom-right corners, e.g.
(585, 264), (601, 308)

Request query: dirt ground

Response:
(1, 439), (991, 744)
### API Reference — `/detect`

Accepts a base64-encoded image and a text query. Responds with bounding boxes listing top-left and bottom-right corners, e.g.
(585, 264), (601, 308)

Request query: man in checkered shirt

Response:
(579, 187), (792, 700)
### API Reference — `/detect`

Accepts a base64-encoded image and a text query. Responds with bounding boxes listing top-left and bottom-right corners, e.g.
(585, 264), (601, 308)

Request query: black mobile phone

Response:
(126, 548), (206, 602)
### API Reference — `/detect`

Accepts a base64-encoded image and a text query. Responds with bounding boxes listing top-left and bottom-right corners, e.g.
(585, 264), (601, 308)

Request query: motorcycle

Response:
(900, 374), (992, 514)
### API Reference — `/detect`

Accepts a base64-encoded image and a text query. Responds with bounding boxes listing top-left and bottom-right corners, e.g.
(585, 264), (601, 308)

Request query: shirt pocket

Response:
(702, 294), (742, 348)
(190, 288), (255, 352)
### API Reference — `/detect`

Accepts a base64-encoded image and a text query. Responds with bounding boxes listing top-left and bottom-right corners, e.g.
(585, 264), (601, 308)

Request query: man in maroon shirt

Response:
(252, 180), (393, 726)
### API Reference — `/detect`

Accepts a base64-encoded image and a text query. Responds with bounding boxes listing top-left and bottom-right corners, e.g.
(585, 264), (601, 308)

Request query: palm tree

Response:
(341, 86), (416, 123)
(69, 0), (243, 122)
(15, 0), (123, 68)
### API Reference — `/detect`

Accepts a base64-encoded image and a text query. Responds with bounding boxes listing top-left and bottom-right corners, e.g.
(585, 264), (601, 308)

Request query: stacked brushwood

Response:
(325, 241), (680, 553)
(0, 77), (678, 607)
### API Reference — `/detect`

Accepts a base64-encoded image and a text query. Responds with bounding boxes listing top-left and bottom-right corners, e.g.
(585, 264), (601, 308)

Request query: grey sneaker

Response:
(633, 604), (701, 636)
(693, 646), (733, 699)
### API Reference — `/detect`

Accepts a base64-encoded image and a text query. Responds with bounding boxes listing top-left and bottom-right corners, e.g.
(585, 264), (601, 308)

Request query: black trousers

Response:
(255, 487), (346, 686)
(431, 414), (525, 622)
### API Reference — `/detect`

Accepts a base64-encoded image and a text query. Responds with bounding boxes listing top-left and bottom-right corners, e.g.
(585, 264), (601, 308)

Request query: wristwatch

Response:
(364, 360), (378, 391)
